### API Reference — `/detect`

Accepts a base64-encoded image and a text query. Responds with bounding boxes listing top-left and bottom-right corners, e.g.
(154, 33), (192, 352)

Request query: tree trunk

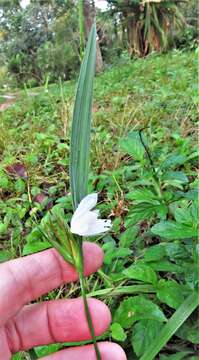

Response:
(83, 0), (103, 72)
(124, 10), (143, 57)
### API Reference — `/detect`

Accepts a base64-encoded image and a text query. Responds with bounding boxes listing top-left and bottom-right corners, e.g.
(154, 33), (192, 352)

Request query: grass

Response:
(0, 49), (198, 360)
(0, 96), (5, 104)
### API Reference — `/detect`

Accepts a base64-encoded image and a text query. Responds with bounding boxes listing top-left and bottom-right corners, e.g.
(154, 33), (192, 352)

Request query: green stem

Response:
(88, 285), (155, 298)
(78, 242), (102, 360)
(151, 176), (162, 199)
(28, 349), (38, 359)
(97, 269), (113, 287)
(140, 291), (199, 360)
(139, 129), (162, 198)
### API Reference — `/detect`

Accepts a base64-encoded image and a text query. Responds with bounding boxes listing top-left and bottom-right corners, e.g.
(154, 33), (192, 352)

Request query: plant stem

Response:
(28, 349), (38, 359)
(78, 243), (102, 360)
(97, 269), (113, 287)
(88, 284), (155, 297)
(139, 129), (162, 198)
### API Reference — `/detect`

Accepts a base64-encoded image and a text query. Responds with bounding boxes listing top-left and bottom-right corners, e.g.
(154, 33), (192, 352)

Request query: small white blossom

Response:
(20, 0), (30, 9)
(70, 193), (112, 236)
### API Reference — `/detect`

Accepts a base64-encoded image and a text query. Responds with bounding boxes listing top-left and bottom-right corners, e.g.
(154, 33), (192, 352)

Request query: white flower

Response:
(70, 193), (112, 236)
(20, 0), (30, 9)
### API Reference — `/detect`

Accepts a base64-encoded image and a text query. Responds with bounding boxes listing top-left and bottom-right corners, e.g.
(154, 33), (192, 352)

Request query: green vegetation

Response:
(107, 0), (186, 56)
(0, 49), (198, 359)
(0, 0), (198, 88)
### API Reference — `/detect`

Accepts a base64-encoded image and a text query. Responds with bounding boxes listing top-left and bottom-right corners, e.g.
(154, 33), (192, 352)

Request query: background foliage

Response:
(0, 48), (198, 359)
(0, 1), (198, 359)
(0, 0), (198, 87)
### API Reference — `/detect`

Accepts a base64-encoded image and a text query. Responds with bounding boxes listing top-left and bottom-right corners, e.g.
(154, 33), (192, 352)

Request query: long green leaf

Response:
(88, 285), (155, 297)
(140, 291), (199, 360)
(70, 23), (96, 210)
(69, 23), (101, 360)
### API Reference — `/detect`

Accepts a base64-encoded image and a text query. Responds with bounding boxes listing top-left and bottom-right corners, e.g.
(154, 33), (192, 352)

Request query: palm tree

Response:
(107, 0), (186, 56)
(83, 0), (104, 72)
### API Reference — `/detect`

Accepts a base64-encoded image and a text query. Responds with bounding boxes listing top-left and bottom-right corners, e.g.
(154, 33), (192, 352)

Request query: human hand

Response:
(0, 242), (126, 360)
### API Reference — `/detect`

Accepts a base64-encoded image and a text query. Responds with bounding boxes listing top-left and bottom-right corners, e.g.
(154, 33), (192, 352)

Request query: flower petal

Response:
(73, 193), (98, 218)
(70, 193), (112, 237)
(71, 211), (97, 235)
(93, 209), (100, 217)
(81, 219), (112, 236)
(71, 210), (112, 236)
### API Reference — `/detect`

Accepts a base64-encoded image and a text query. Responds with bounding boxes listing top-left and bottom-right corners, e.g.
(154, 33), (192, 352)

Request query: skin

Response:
(0, 242), (126, 360)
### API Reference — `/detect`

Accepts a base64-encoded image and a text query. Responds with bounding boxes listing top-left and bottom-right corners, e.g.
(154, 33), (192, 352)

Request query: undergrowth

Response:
(0, 49), (198, 360)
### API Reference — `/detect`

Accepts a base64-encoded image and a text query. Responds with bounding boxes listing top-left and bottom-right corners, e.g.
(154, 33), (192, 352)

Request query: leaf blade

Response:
(70, 24), (96, 209)
(140, 292), (199, 360)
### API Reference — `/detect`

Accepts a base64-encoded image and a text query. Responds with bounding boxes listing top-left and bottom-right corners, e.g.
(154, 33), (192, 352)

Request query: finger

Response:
(5, 298), (111, 353)
(0, 242), (103, 326)
(41, 342), (127, 360)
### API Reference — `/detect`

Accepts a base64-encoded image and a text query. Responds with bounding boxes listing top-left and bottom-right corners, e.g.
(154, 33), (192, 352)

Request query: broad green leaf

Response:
(176, 189), (199, 201)
(149, 260), (183, 274)
(184, 263), (199, 288)
(25, 226), (42, 243)
(159, 352), (192, 360)
(125, 188), (159, 205)
(123, 263), (157, 286)
(23, 241), (51, 255)
(70, 24), (96, 209)
(157, 279), (184, 309)
(127, 202), (168, 226)
(160, 154), (187, 170)
(155, 203), (168, 219)
(0, 222), (7, 234)
(120, 131), (146, 162)
(119, 225), (139, 248)
(104, 245), (132, 265)
(194, 243), (199, 263)
(190, 200), (199, 223)
(177, 317), (199, 344)
(0, 250), (11, 263)
(151, 221), (198, 239)
(140, 292), (199, 360)
(110, 323), (127, 342)
(144, 244), (166, 262)
(187, 149), (199, 161)
(14, 178), (26, 193)
(126, 203), (156, 225)
(174, 207), (193, 225)
(131, 320), (163, 357)
(114, 295), (167, 328)
(23, 226), (51, 255)
(161, 171), (188, 184)
(165, 243), (189, 260)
